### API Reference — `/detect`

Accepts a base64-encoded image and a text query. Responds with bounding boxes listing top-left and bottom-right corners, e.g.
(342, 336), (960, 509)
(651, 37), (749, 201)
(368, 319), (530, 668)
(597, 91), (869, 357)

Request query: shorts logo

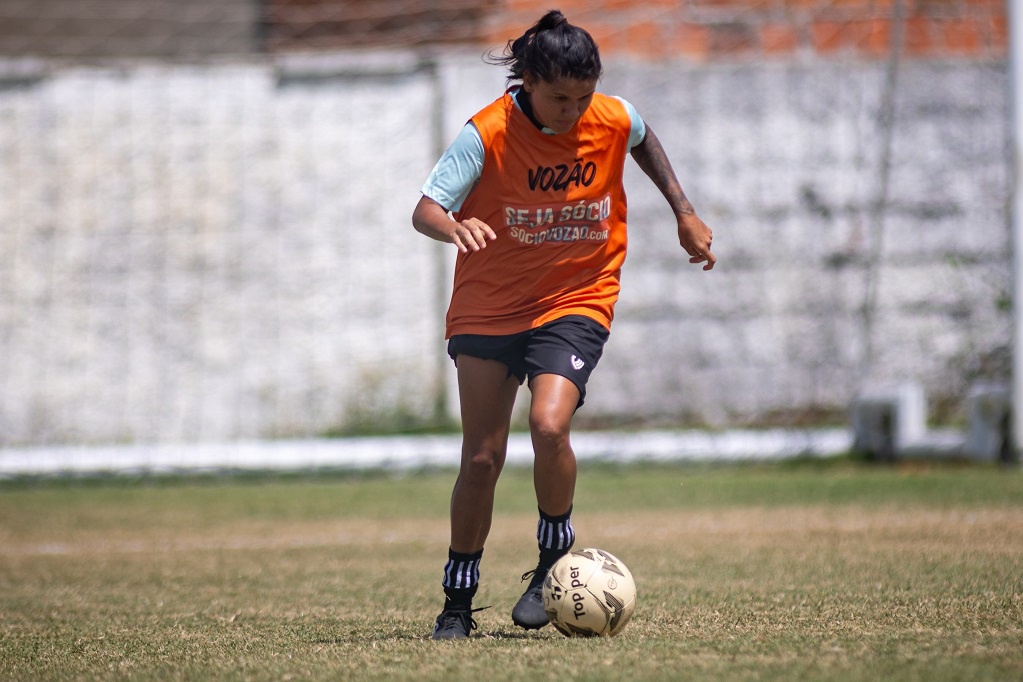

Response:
(571, 355), (585, 371)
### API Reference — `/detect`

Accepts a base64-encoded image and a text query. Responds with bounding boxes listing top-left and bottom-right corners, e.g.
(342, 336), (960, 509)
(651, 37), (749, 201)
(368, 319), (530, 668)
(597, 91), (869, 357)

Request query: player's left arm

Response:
(630, 125), (715, 271)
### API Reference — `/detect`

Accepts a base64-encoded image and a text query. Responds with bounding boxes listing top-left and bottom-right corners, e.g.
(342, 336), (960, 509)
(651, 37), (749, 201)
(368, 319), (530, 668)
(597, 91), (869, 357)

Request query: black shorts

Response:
(446, 315), (610, 408)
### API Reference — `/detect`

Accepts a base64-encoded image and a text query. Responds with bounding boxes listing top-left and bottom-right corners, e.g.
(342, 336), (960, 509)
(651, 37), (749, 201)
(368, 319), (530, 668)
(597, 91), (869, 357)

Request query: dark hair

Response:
(487, 10), (602, 84)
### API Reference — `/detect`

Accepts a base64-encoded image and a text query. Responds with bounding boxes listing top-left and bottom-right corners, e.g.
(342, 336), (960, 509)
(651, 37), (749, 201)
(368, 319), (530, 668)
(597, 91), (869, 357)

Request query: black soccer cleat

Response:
(511, 568), (550, 630)
(431, 606), (483, 640)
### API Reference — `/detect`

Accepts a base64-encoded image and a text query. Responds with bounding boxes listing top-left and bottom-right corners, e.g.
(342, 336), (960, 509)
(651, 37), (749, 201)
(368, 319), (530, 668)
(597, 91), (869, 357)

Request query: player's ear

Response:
(522, 72), (536, 93)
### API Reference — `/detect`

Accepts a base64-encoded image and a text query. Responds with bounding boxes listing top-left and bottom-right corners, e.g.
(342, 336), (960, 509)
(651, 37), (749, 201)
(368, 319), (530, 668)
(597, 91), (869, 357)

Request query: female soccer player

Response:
(413, 9), (715, 640)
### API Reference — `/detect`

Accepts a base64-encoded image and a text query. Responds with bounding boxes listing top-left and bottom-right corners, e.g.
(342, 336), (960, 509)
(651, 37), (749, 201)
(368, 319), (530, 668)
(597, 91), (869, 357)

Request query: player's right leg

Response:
(432, 355), (519, 640)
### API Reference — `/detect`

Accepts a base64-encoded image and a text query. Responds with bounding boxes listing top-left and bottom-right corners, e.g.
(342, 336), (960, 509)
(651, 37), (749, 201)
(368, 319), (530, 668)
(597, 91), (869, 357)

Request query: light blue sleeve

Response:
(421, 123), (485, 213)
(612, 96), (647, 149)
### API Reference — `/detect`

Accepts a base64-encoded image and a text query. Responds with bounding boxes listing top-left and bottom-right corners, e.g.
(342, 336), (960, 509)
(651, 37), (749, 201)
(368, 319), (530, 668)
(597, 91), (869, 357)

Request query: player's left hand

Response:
(677, 213), (715, 271)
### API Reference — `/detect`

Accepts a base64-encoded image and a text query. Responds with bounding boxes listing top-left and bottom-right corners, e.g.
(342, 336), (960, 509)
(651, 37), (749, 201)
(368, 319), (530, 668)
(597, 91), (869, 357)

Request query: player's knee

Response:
(529, 410), (571, 450)
(460, 444), (505, 482)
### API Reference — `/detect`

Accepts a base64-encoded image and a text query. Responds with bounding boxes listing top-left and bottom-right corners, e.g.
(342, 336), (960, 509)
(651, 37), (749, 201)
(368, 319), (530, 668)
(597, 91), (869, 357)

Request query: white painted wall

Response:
(0, 52), (1010, 445)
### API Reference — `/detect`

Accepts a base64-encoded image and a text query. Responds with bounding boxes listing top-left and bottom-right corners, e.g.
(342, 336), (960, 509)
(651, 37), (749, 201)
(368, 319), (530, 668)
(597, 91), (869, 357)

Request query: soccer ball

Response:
(542, 547), (636, 637)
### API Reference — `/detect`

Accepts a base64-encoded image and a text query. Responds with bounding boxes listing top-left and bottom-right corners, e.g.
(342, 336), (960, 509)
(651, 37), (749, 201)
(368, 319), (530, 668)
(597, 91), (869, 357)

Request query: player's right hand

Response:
(450, 218), (497, 253)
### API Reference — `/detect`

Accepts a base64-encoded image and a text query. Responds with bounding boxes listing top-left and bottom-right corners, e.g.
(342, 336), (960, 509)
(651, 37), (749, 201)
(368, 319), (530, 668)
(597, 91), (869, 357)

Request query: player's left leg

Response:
(529, 373), (580, 516)
(508, 315), (609, 630)
(511, 373), (581, 630)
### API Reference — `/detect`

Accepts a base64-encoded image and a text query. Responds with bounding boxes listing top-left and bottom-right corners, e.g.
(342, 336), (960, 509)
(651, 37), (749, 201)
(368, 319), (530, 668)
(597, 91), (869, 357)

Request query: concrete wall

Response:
(0, 51), (1011, 445)
(594, 57), (1010, 427)
(0, 0), (262, 58)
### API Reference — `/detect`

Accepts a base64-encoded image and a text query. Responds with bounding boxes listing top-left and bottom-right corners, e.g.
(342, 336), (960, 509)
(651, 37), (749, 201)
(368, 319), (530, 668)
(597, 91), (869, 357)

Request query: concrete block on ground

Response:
(850, 382), (927, 461)
(962, 383), (1013, 463)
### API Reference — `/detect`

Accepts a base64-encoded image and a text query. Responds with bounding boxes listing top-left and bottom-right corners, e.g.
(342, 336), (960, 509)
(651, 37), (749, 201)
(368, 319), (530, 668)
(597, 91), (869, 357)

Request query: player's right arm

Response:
(413, 196), (496, 253)
(413, 122), (495, 253)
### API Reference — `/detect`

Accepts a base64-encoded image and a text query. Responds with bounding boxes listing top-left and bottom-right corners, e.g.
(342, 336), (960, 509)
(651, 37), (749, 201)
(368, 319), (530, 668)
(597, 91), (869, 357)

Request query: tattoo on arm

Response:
(630, 126), (695, 216)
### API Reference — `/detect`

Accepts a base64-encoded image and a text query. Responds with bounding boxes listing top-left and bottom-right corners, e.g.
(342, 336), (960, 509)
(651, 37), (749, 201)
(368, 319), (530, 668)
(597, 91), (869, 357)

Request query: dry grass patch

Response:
(1, 464), (1021, 681)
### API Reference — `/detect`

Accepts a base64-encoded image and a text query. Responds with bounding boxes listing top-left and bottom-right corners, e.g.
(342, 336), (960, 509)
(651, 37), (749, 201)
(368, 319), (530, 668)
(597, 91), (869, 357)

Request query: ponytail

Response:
(487, 10), (602, 83)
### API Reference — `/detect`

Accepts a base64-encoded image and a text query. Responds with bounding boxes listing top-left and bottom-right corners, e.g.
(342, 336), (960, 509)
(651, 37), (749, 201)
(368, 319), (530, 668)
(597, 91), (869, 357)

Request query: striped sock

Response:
(441, 548), (482, 609)
(537, 505), (575, 568)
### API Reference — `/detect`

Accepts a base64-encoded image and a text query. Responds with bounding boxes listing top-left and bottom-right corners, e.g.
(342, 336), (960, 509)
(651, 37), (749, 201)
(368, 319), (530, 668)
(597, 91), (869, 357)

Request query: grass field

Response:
(1, 459), (1021, 681)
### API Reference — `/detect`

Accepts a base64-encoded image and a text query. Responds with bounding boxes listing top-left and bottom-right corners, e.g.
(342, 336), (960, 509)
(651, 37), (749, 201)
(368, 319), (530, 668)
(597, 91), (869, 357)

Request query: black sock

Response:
(536, 505), (575, 570)
(441, 548), (482, 610)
